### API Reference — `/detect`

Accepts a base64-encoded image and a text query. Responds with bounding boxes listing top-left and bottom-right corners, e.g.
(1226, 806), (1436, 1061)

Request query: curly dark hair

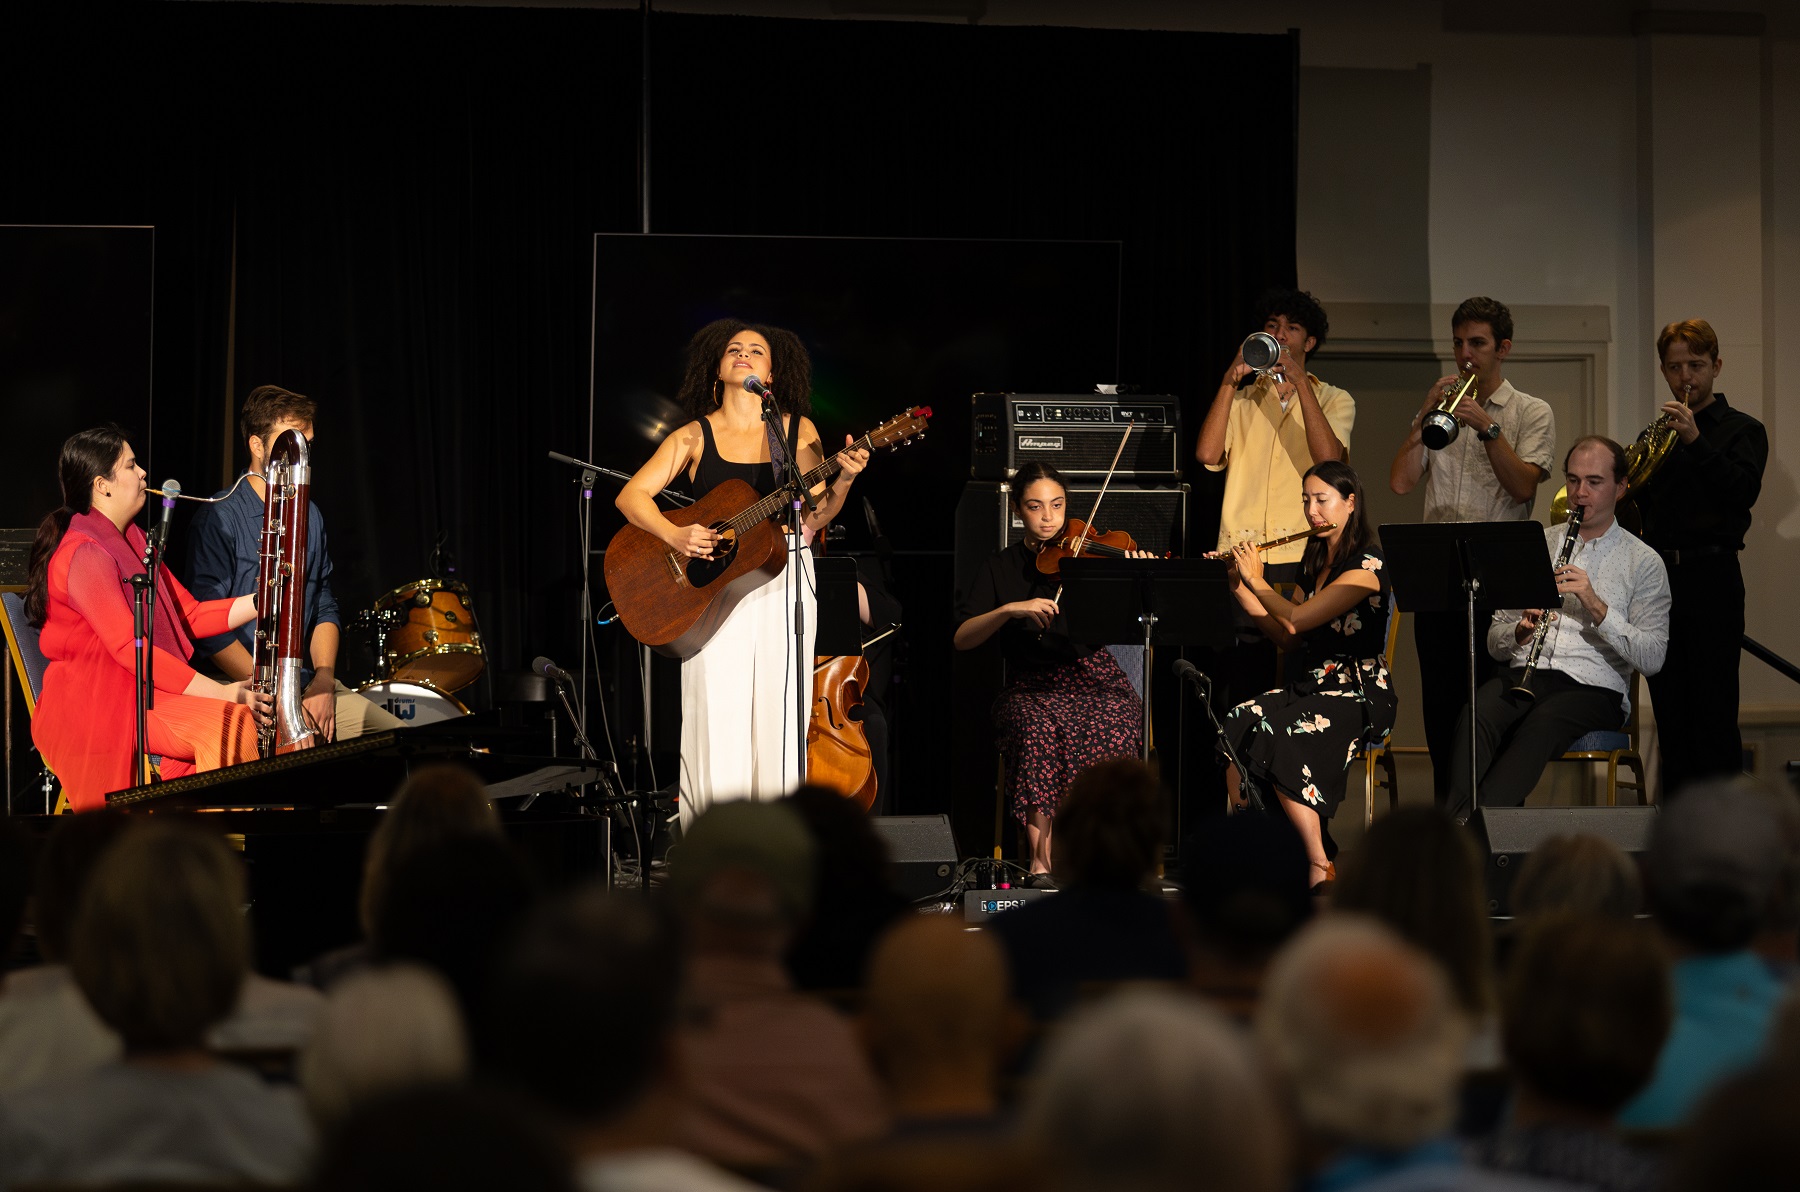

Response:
(675, 318), (813, 422)
(1254, 288), (1330, 352)
(1451, 296), (1514, 345)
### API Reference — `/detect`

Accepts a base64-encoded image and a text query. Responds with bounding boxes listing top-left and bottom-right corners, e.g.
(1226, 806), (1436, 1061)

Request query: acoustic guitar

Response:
(603, 407), (931, 659)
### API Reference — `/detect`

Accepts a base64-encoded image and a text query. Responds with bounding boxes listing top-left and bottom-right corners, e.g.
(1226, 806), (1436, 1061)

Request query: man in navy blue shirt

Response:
(187, 385), (400, 743)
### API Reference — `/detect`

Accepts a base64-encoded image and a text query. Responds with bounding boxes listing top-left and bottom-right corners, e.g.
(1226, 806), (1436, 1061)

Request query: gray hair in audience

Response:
(1509, 833), (1642, 922)
(299, 963), (469, 1128)
(1020, 988), (1286, 1192)
(70, 822), (248, 1051)
(1646, 775), (1786, 953)
(1257, 915), (1467, 1152)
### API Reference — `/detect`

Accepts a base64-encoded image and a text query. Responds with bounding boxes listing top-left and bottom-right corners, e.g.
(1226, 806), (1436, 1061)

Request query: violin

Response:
(807, 653), (877, 811)
(1034, 518), (1162, 578)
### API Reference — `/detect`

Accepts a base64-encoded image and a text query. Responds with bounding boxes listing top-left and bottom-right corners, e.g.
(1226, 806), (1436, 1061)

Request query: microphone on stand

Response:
(532, 655), (575, 686)
(742, 374), (775, 402)
(150, 480), (180, 553)
(1172, 658), (1211, 696)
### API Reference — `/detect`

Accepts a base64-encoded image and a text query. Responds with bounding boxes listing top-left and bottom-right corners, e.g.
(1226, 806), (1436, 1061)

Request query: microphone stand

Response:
(1177, 665), (1269, 815)
(131, 529), (164, 788)
(761, 394), (816, 785)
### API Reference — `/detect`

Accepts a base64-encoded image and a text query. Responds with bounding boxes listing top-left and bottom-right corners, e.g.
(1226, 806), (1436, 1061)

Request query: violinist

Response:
(953, 462), (1148, 879)
(1218, 460), (1396, 890)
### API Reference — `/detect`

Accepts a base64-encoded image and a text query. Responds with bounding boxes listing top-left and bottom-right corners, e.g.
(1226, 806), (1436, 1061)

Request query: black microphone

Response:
(742, 374), (774, 402)
(1172, 658), (1210, 692)
(532, 655), (574, 685)
(150, 480), (180, 552)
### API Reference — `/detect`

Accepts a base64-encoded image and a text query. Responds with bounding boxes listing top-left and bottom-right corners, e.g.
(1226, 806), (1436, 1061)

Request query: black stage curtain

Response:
(2, 3), (1294, 821)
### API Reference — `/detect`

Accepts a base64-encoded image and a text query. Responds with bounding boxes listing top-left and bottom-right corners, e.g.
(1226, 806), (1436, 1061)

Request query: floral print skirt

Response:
(1223, 655), (1397, 822)
(994, 650), (1144, 825)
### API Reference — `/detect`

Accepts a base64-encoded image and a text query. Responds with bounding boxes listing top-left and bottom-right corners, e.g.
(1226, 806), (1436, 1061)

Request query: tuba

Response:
(1550, 386), (1688, 521)
(251, 429), (316, 756)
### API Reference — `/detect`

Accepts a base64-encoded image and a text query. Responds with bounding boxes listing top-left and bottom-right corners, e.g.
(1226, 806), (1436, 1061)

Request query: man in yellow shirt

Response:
(1195, 289), (1354, 582)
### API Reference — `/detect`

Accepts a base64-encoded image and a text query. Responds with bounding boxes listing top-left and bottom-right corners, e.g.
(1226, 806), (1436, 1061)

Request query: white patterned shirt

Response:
(1486, 519), (1670, 721)
(1417, 381), (1556, 523)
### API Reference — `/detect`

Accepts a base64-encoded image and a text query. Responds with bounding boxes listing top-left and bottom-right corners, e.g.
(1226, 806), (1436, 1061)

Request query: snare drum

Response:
(356, 680), (470, 726)
(374, 578), (485, 692)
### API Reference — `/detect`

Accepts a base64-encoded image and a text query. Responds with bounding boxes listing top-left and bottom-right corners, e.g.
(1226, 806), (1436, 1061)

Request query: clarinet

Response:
(1508, 506), (1583, 702)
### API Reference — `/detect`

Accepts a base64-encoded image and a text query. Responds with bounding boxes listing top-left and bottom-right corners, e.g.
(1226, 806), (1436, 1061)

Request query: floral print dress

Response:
(1222, 545), (1396, 822)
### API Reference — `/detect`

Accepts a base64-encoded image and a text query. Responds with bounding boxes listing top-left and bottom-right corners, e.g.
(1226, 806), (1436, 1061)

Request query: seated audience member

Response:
(1332, 808), (1497, 1061)
(0, 810), (128, 1094)
(1176, 812), (1314, 1022)
(1257, 917), (1540, 1191)
(1661, 1062), (1800, 1192)
(1021, 989), (1287, 1192)
(486, 885), (760, 1192)
(1618, 778), (1789, 1129)
(860, 916), (1019, 1136)
(299, 963), (469, 1130)
(671, 801), (887, 1168)
(308, 1084), (576, 1192)
(1507, 834), (1643, 924)
(1751, 787), (1800, 979)
(0, 823), (312, 1187)
(1474, 913), (1670, 1192)
(298, 761), (504, 989)
(783, 784), (909, 991)
(987, 758), (1187, 1022)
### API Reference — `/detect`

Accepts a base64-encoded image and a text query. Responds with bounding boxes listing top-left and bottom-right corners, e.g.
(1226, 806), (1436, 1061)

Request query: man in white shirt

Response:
(1445, 436), (1670, 822)
(1389, 297), (1556, 808)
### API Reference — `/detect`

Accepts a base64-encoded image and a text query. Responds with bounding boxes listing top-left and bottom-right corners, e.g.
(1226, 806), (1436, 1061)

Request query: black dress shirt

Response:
(1635, 393), (1767, 551)
(955, 541), (1092, 670)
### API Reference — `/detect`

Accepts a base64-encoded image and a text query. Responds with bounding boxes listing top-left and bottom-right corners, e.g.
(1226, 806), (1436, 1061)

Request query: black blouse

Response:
(690, 416), (781, 500)
(955, 541), (1094, 670)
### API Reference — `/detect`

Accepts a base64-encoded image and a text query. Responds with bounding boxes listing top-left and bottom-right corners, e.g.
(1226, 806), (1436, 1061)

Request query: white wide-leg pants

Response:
(679, 542), (816, 831)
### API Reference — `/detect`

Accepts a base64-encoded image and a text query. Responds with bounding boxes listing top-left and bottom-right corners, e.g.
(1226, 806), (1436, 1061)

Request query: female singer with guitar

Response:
(615, 320), (869, 828)
(1219, 460), (1395, 889)
(953, 462), (1147, 879)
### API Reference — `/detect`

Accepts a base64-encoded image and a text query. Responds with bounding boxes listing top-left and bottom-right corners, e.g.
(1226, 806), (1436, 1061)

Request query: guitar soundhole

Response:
(684, 523), (739, 587)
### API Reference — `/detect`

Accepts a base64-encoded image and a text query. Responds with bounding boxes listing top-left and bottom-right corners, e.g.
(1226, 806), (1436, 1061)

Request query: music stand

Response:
(1379, 522), (1557, 817)
(1059, 558), (1235, 766)
(813, 556), (863, 658)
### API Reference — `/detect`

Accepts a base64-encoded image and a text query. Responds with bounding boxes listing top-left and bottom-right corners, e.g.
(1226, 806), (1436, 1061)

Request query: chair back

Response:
(0, 591), (48, 715)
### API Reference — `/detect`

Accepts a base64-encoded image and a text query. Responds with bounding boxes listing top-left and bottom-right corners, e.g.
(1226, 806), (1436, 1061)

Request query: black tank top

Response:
(691, 417), (781, 499)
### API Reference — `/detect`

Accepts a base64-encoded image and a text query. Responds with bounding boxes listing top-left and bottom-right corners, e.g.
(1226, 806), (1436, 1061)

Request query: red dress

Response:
(32, 512), (258, 811)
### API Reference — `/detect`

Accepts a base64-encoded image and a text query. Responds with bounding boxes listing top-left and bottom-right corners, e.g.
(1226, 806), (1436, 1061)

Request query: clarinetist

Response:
(1445, 436), (1670, 823)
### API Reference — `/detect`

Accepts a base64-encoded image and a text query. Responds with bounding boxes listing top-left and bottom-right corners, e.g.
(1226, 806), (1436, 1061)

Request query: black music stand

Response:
(813, 556), (863, 658)
(1059, 558), (1235, 768)
(1379, 522), (1557, 818)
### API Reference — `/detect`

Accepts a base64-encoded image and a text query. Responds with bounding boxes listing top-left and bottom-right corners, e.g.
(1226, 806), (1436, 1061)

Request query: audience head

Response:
(299, 963), (469, 1129)
(1332, 807), (1493, 1016)
(1502, 912), (1670, 1118)
(861, 916), (1014, 1107)
(71, 821), (248, 1052)
(1509, 833), (1642, 923)
(1664, 1062), (1800, 1192)
(811, 1139), (1045, 1192)
(671, 801), (816, 956)
(1258, 915), (1467, 1153)
(1023, 988), (1286, 1192)
(1646, 776), (1786, 954)
(1755, 788), (1800, 952)
(1179, 812), (1313, 970)
(361, 762), (502, 936)
(1053, 758), (1164, 891)
(33, 808), (132, 963)
(486, 886), (682, 1128)
(309, 1084), (575, 1192)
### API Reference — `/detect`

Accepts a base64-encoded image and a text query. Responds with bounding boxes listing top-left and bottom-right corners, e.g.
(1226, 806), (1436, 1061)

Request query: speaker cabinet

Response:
(1471, 806), (1658, 916)
(872, 814), (960, 903)
(953, 480), (1187, 603)
(971, 394), (1184, 480)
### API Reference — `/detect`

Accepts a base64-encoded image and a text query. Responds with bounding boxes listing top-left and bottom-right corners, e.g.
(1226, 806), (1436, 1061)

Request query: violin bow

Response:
(812, 624), (900, 674)
(1051, 420), (1134, 607)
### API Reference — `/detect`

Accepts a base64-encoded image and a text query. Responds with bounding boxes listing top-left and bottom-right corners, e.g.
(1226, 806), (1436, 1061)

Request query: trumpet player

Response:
(1445, 437), (1669, 823)
(1388, 297), (1556, 808)
(1638, 319), (1768, 798)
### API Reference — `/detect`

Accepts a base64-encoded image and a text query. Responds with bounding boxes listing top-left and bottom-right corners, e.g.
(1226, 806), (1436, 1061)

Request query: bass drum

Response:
(374, 578), (485, 692)
(357, 680), (470, 727)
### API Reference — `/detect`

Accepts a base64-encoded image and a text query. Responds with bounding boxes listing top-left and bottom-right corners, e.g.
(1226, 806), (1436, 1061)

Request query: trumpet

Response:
(1509, 505), (1584, 702)
(1422, 366), (1478, 450)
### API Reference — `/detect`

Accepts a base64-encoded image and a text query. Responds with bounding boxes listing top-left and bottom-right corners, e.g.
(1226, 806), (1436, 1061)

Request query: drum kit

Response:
(351, 577), (485, 724)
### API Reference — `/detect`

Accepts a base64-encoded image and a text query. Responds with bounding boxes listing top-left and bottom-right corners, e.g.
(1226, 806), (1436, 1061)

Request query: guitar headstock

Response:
(867, 406), (932, 451)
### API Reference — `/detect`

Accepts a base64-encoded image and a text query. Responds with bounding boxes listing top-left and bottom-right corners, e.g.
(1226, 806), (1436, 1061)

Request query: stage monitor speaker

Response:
(971, 394), (1184, 480)
(1471, 806), (1658, 917)
(873, 814), (960, 903)
(952, 480), (1187, 602)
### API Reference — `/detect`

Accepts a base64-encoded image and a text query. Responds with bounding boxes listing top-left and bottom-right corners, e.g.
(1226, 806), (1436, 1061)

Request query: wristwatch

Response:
(1477, 421), (1503, 442)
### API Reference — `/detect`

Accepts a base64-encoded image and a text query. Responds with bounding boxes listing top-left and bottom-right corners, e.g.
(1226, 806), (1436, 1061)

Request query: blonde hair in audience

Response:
(70, 823), (248, 1051)
(300, 963), (469, 1127)
(1509, 834), (1642, 922)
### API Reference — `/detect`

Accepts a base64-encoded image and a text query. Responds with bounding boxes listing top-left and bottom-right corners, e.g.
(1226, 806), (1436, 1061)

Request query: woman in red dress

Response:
(26, 427), (266, 810)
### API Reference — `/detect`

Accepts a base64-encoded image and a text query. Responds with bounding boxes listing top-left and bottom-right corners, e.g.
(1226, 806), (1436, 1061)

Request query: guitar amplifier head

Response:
(971, 394), (1184, 480)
